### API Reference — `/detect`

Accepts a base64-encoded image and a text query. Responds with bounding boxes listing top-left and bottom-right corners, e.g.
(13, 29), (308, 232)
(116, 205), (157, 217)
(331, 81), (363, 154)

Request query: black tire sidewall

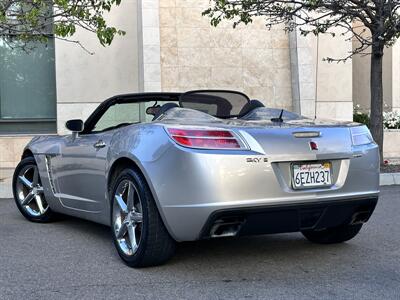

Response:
(302, 224), (363, 244)
(110, 169), (150, 265)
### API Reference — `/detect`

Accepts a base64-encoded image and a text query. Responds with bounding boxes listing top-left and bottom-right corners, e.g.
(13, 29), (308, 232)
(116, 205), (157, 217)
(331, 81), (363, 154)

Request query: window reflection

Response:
(0, 38), (56, 133)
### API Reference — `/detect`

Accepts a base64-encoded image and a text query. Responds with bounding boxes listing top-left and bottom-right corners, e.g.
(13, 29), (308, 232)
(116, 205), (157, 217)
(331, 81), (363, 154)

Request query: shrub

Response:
(383, 111), (400, 129)
(353, 112), (370, 127)
(352, 104), (400, 129)
(353, 104), (370, 127)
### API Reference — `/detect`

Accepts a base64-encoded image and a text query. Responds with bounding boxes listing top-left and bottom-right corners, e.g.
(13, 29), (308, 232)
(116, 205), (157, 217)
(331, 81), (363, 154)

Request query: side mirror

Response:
(65, 119), (84, 133)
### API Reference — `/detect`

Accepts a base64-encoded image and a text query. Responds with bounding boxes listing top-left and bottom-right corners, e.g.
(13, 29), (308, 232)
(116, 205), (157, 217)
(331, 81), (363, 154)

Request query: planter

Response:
(384, 129), (400, 158)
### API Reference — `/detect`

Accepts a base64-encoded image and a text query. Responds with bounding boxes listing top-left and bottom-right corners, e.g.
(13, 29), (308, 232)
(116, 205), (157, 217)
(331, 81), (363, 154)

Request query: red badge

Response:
(310, 141), (318, 150)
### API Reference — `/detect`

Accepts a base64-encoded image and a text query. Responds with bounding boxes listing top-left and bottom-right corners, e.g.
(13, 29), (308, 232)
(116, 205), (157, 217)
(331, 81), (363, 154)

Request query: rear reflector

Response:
(167, 128), (243, 149)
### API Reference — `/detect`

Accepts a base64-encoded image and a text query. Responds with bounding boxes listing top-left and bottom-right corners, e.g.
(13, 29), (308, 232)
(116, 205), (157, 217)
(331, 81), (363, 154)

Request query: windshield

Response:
(179, 90), (250, 118)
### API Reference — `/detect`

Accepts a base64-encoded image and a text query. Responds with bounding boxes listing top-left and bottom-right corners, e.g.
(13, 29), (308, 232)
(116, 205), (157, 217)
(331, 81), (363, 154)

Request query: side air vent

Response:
(45, 155), (57, 194)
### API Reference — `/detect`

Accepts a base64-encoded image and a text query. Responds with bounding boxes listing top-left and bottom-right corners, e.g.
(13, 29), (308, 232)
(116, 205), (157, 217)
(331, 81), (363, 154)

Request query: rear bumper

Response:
(160, 193), (379, 241)
(199, 197), (378, 239)
(142, 140), (379, 241)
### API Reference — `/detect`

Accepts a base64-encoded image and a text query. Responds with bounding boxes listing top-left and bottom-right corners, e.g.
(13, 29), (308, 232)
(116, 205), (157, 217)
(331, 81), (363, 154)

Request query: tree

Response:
(0, 0), (125, 51)
(204, 0), (400, 161)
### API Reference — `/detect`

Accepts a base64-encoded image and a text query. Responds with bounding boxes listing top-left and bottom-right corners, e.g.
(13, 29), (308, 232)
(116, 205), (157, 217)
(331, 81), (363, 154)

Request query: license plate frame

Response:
(291, 161), (332, 190)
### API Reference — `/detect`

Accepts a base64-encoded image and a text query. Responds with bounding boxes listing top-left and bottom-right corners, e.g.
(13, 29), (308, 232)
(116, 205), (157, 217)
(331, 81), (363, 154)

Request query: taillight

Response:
(350, 126), (374, 146)
(167, 128), (245, 149)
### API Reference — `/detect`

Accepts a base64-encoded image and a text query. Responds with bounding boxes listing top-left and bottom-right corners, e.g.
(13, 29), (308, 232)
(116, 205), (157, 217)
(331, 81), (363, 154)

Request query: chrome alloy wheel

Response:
(113, 179), (143, 256)
(15, 165), (49, 217)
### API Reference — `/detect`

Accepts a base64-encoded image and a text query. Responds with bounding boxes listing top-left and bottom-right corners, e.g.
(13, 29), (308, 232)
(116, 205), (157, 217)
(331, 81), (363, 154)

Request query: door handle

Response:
(94, 140), (106, 149)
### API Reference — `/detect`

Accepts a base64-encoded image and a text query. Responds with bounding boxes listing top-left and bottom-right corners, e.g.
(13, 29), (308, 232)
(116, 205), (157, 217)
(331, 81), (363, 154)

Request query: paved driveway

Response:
(1, 187), (399, 299)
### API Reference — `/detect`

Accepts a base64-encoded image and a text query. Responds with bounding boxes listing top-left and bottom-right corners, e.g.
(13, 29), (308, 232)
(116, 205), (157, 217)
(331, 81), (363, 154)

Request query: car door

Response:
(54, 131), (113, 213)
(53, 101), (144, 214)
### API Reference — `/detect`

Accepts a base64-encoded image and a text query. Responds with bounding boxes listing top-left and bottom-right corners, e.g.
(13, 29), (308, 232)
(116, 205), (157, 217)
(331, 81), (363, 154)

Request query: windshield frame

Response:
(82, 93), (181, 134)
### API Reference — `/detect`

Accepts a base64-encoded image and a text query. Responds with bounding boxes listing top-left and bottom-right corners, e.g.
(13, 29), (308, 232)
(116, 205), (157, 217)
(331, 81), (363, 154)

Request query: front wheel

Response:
(110, 168), (176, 268)
(302, 224), (363, 244)
(13, 157), (56, 222)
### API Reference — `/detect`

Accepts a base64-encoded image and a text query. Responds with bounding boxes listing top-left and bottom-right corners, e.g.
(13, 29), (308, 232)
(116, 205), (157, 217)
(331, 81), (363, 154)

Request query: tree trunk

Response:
(369, 44), (384, 164)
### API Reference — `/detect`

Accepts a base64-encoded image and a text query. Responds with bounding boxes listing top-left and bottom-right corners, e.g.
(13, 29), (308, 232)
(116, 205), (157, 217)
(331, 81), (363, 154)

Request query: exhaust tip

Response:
(210, 217), (245, 238)
(350, 211), (372, 225)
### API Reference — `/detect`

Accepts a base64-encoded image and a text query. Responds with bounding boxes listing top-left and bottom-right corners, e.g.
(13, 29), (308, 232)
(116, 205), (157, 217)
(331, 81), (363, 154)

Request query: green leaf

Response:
(1, 0), (124, 48)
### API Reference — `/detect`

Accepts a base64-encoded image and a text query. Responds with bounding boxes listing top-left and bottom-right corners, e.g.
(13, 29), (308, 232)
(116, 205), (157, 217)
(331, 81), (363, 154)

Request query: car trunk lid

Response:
(238, 126), (353, 162)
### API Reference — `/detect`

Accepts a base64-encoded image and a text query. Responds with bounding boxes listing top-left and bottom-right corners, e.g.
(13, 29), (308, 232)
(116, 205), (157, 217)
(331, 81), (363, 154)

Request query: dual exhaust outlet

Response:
(208, 209), (372, 239)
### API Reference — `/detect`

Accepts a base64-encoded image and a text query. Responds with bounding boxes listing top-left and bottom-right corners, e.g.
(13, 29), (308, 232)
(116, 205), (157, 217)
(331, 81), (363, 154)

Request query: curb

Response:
(380, 172), (400, 186)
(0, 181), (11, 198)
(1, 173), (399, 199)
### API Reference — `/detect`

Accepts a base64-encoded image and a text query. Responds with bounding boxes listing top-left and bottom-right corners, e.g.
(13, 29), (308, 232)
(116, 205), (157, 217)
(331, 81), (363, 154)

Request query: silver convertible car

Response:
(13, 90), (379, 267)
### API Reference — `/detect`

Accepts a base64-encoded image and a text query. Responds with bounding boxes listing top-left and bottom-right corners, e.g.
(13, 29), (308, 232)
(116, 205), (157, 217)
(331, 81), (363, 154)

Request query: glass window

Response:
(0, 38), (57, 134)
(93, 103), (142, 132)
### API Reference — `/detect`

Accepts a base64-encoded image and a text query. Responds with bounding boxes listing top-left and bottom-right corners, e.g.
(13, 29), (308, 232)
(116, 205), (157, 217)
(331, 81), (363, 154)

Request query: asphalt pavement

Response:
(0, 187), (399, 299)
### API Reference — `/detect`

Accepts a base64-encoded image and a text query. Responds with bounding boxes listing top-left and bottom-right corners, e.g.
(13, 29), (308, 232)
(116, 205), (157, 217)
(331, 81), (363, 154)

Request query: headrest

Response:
(152, 102), (179, 120)
(239, 100), (265, 116)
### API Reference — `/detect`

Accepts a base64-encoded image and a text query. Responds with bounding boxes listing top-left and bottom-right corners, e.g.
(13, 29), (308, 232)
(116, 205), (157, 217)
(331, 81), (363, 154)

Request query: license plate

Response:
(292, 162), (332, 189)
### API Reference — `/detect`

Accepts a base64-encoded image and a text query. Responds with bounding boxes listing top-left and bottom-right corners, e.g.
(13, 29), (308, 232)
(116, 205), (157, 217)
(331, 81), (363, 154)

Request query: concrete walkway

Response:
(1, 167), (399, 199)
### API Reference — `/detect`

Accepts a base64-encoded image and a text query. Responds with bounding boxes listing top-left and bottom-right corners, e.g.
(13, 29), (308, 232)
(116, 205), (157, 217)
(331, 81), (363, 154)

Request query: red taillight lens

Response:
(168, 128), (234, 138)
(167, 128), (243, 149)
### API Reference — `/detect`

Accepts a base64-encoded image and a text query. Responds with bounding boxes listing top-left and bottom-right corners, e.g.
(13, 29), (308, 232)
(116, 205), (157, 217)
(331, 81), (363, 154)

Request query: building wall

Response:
(158, 0), (293, 110)
(353, 47), (393, 111)
(384, 130), (400, 158)
(289, 26), (353, 120)
(0, 136), (32, 169)
(315, 29), (353, 120)
(141, 0), (162, 92)
(0, 0), (141, 168)
(55, 0), (141, 134)
(352, 23), (395, 112)
(1, 2), (399, 172)
(392, 41), (400, 112)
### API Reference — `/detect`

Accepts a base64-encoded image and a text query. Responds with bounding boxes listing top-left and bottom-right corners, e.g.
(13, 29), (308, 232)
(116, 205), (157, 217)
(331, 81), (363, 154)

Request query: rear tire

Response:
(302, 224), (363, 244)
(110, 168), (176, 268)
(13, 157), (56, 223)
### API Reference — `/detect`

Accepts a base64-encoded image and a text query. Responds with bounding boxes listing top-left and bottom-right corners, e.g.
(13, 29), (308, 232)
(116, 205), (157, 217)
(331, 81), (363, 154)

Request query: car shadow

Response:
(173, 233), (352, 263)
(33, 212), (366, 275)
(53, 215), (112, 242)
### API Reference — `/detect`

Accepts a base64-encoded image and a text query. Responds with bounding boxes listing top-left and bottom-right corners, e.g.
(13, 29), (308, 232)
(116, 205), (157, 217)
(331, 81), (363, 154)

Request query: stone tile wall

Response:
(0, 136), (34, 169)
(291, 25), (353, 121)
(159, 1), (293, 110)
(315, 29), (353, 121)
(142, 0), (162, 92)
(392, 42), (400, 112)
